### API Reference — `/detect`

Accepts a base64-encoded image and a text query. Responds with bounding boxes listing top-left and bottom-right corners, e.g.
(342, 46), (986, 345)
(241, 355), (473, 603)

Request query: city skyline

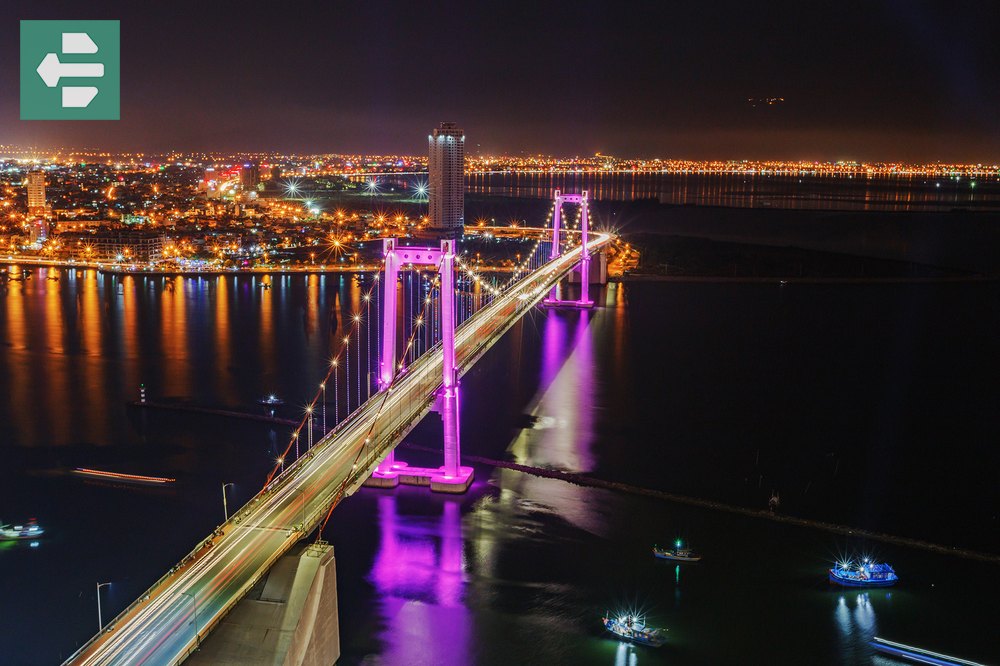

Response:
(2, 3), (999, 664)
(4, 144), (1000, 174)
(4, 1), (1000, 161)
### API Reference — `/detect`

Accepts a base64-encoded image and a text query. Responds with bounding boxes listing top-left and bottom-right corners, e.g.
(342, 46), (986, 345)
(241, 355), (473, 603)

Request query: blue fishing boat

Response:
(602, 613), (665, 647)
(829, 558), (898, 587)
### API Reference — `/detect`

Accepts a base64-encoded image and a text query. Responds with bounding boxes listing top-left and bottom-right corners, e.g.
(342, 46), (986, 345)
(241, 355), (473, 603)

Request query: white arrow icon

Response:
(36, 53), (104, 87)
(35, 32), (105, 108)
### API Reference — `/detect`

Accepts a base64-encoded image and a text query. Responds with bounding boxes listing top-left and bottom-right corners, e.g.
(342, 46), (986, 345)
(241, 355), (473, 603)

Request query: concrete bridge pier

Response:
(187, 543), (340, 666)
(569, 249), (608, 285)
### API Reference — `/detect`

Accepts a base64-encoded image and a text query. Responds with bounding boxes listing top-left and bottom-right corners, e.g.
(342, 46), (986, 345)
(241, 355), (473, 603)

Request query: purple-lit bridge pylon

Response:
(63, 198), (613, 666)
(364, 237), (475, 492)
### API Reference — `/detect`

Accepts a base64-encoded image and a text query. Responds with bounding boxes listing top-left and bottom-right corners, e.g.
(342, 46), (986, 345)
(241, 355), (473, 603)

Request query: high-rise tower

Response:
(428, 122), (465, 234)
(26, 171), (46, 216)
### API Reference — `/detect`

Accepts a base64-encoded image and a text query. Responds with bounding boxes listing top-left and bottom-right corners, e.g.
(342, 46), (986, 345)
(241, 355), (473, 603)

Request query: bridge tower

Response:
(366, 238), (474, 493)
(545, 190), (594, 308)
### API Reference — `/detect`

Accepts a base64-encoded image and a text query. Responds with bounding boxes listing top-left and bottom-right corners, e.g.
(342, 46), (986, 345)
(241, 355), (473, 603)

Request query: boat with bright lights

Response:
(258, 394), (285, 406)
(829, 558), (898, 587)
(653, 539), (702, 562)
(602, 613), (665, 647)
(0, 518), (44, 540)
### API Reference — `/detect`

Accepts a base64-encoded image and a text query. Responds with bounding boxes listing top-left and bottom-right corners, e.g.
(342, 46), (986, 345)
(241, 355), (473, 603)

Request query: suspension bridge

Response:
(63, 191), (611, 666)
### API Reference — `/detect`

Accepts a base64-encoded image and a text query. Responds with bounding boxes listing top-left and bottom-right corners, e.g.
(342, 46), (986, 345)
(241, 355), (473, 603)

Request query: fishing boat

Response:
(0, 518), (44, 540)
(829, 558), (898, 587)
(653, 539), (702, 562)
(602, 613), (665, 647)
(258, 394), (285, 406)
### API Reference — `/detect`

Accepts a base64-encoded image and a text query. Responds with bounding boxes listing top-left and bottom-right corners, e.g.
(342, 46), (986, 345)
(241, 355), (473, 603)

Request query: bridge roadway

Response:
(65, 233), (613, 666)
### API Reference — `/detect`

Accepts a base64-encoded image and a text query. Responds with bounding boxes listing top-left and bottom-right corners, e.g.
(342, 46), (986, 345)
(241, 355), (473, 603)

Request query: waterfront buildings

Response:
(428, 122), (465, 233)
(57, 231), (165, 263)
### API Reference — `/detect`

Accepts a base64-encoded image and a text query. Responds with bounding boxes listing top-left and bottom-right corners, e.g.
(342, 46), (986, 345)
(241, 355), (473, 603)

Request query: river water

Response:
(0, 268), (997, 664)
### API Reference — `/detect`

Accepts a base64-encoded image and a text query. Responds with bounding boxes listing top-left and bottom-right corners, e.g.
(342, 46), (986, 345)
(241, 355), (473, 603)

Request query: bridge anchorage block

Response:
(543, 297), (595, 309)
(365, 461), (474, 493)
(429, 466), (474, 494)
(364, 469), (400, 489)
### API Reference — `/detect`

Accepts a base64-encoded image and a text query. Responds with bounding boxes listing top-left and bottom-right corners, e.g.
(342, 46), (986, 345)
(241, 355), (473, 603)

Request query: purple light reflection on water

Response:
(368, 493), (470, 664)
(520, 311), (597, 473)
(540, 306), (568, 391)
(504, 309), (608, 536)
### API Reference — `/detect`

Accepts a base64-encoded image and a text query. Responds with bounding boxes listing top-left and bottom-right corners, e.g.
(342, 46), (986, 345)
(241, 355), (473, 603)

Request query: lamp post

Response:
(332, 359), (339, 424)
(96, 581), (111, 632)
(306, 406), (313, 451)
(180, 590), (199, 647)
(222, 482), (234, 521)
(320, 382), (326, 434)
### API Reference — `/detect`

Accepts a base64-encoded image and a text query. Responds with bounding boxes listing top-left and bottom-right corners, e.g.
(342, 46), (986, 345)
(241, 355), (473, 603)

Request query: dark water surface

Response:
(0, 269), (997, 664)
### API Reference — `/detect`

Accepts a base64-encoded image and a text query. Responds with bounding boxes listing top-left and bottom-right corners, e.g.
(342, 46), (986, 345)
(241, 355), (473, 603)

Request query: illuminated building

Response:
(428, 122), (465, 233)
(240, 163), (261, 190)
(26, 170), (46, 216)
(58, 231), (165, 263)
(29, 219), (48, 244)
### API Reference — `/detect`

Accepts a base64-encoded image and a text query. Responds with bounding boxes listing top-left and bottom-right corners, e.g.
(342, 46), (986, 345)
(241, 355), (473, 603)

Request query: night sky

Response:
(3, 0), (999, 160)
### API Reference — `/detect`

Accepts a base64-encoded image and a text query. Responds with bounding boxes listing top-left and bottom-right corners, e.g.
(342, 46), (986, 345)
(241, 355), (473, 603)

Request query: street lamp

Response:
(96, 581), (112, 632)
(306, 406), (313, 451)
(320, 382), (327, 434)
(222, 482), (235, 521)
(180, 590), (199, 647)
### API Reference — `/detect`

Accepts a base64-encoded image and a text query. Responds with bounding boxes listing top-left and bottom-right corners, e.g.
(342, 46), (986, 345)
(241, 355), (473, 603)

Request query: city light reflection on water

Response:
(614, 641), (640, 666)
(834, 592), (879, 660)
(1, 269), (998, 664)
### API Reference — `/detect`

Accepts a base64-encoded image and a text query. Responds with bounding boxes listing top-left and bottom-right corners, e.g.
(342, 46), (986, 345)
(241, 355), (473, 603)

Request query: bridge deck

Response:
(64, 233), (613, 666)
